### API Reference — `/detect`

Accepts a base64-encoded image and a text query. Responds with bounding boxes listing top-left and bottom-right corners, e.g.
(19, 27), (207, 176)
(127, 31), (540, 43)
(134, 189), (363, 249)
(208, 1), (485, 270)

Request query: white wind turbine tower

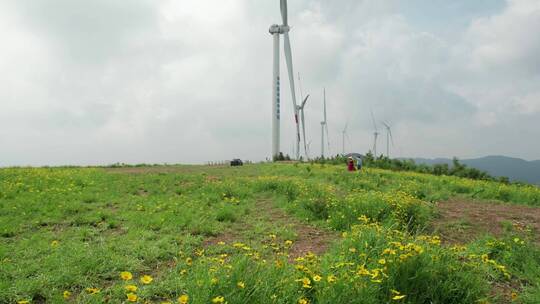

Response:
(269, 0), (301, 160)
(381, 121), (394, 158)
(321, 89), (330, 158)
(370, 110), (379, 157)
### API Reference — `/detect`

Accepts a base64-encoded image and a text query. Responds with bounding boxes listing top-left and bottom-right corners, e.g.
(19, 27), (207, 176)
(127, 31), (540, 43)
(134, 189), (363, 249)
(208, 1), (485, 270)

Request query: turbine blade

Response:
(301, 94), (310, 108)
(283, 33), (298, 109)
(301, 109), (308, 158)
(283, 32), (301, 159)
(280, 0), (288, 26)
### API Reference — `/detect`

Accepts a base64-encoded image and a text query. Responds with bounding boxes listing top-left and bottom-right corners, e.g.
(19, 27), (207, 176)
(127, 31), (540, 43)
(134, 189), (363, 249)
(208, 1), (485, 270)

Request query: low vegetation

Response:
(315, 154), (510, 183)
(1, 164), (539, 303)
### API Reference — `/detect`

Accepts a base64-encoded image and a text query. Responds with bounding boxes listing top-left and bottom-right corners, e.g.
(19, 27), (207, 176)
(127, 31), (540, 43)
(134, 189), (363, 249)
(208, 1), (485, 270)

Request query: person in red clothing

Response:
(347, 157), (356, 171)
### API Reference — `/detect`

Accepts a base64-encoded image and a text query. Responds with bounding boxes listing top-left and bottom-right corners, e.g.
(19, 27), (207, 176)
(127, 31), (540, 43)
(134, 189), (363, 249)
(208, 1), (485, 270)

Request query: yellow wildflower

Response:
(285, 240), (293, 246)
(378, 258), (386, 265)
(63, 291), (71, 299)
(358, 215), (369, 223)
(127, 293), (138, 302)
(298, 298), (309, 304)
(51, 240), (59, 247)
(511, 292), (518, 300)
(211, 296), (225, 303)
(125, 285), (138, 292)
(237, 281), (245, 289)
(296, 277), (312, 288)
(327, 275), (337, 283)
(312, 275), (322, 282)
(392, 295), (406, 300)
(121, 271), (133, 280)
(85, 287), (100, 294)
(383, 248), (396, 255)
(186, 257), (193, 266)
(357, 264), (370, 276)
(140, 275), (153, 284)
(178, 294), (189, 304)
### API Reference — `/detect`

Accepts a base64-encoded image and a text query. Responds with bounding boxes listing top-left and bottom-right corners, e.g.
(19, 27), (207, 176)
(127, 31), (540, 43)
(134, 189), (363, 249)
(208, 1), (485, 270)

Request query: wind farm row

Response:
(270, 0), (394, 162)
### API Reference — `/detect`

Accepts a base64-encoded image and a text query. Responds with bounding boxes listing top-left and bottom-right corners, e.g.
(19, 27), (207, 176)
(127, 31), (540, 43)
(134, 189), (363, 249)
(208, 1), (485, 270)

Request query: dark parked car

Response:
(230, 159), (243, 166)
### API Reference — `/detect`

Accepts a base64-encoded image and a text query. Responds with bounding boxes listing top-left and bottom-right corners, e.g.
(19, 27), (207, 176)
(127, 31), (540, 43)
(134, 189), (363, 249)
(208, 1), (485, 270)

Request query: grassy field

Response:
(1, 164), (540, 304)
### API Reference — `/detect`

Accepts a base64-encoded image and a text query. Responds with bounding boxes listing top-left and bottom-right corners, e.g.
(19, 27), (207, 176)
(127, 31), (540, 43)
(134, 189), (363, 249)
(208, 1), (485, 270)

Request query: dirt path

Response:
(204, 198), (338, 259)
(433, 198), (540, 244)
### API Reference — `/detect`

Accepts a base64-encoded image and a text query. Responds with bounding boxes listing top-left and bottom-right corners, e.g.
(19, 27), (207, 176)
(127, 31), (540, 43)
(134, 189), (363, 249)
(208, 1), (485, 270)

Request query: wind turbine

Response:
(321, 89), (329, 158)
(298, 73), (310, 160)
(370, 109), (379, 157)
(299, 95), (310, 159)
(269, 0), (301, 160)
(381, 121), (394, 158)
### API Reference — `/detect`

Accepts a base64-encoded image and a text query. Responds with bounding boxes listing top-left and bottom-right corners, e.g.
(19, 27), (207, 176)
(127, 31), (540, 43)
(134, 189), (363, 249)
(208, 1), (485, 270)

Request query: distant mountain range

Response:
(409, 156), (540, 185)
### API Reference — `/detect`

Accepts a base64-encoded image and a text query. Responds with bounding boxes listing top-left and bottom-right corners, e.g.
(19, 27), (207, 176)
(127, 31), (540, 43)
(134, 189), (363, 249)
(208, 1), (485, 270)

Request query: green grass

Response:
(0, 164), (539, 303)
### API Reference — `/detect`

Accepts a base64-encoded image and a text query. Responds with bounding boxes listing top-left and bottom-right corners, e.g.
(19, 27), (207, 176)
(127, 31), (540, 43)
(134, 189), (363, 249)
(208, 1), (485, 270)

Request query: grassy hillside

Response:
(1, 164), (539, 303)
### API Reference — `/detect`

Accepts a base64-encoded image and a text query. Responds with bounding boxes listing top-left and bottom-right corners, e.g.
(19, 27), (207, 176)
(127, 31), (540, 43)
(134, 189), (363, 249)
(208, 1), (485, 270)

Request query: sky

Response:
(1, 0), (539, 166)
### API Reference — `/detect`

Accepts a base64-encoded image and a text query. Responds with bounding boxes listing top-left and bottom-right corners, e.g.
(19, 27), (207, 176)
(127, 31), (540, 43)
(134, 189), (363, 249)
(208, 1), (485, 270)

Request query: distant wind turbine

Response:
(298, 73), (310, 160)
(321, 89), (330, 158)
(370, 109), (379, 157)
(381, 121), (395, 158)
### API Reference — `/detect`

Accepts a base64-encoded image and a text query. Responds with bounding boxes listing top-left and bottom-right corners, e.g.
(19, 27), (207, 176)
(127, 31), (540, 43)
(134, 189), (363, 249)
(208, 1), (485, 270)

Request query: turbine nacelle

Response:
(268, 24), (290, 35)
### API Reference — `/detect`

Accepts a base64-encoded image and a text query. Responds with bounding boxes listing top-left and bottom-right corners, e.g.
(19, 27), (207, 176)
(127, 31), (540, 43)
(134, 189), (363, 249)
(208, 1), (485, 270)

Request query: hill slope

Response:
(412, 155), (540, 185)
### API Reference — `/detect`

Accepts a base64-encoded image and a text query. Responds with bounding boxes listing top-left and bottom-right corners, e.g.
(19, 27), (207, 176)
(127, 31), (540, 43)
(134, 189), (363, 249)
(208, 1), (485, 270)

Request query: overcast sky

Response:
(1, 0), (539, 166)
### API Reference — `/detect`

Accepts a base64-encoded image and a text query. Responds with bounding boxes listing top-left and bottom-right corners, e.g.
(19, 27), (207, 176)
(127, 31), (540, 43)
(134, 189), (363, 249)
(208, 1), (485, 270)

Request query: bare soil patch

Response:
(204, 198), (338, 260)
(253, 199), (338, 259)
(433, 198), (540, 244)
